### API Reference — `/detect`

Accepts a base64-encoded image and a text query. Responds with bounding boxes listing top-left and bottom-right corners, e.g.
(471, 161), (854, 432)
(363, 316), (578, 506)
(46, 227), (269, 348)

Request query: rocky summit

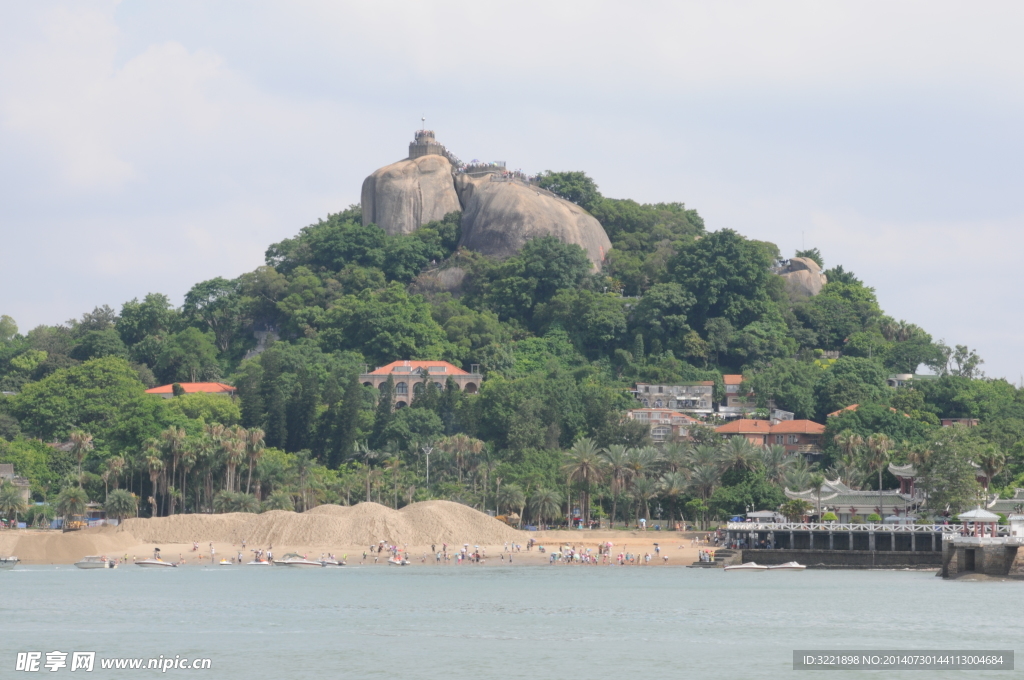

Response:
(360, 129), (612, 267)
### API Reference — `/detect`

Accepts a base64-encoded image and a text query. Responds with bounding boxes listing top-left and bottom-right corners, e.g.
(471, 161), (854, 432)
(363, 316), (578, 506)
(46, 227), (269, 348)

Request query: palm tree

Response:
(660, 442), (689, 474)
(782, 456), (813, 492)
(497, 484), (526, 527)
(659, 471), (688, 528)
(528, 489), (563, 528)
(69, 430), (93, 487)
(720, 436), (758, 473)
(687, 466), (720, 527)
(145, 448), (164, 517)
(244, 428), (266, 495)
(833, 429), (864, 463)
(688, 443), (723, 471)
(626, 446), (662, 480)
(352, 442), (379, 502)
(865, 433), (894, 519)
(808, 472), (826, 521)
(562, 437), (604, 526)
(235, 493), (260, 513)
(179, 444), (196, 513)
(104, 489), (137, 524)
(0, 482), (28, 527)
(292, 450), (315, 511)
(264, 490), (295, 511)
(159, 426), (186, 513)
(56, 486), (88, 530)
(385, 457), (401, 509)
(104, 455), (126, 499)
(977, 447), (1005, 492)
(760, 445), (794, 486)
(600, 445), (632, 528)
(221, 433), (246, 493)
(631, 476), (658, 524)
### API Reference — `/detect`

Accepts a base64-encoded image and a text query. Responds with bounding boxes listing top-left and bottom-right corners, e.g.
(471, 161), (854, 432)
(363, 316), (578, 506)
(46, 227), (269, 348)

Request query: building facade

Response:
(627, 408), (699, 442)
(715, 418), (826, 457)
(719, 374), (756, 418)
(633, 382), (714, 416)
(360, 361), (482, 408)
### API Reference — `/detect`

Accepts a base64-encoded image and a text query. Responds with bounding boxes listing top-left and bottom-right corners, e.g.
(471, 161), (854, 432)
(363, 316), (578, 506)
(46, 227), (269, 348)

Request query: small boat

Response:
(321, 558), (346, 567)
(135, 558), (177, 568)
(723, 562), (768, 572)
(273, 553), (323, 568)
(218, 559), (234, 566)
(387, 556), (410, 566)
(75, 555), (117, 569)
(0, 556), (19, 569)
(767, 561), (806, 571)
(246, 560), (271, 566)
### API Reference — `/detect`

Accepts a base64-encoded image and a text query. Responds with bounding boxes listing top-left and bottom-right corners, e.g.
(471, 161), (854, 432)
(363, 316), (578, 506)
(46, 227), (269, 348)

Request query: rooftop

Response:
(723, 374), (744, 385)
(145, 382), (236, 395)
(365, 360), (473, 376)
(715, 419), (824, 435)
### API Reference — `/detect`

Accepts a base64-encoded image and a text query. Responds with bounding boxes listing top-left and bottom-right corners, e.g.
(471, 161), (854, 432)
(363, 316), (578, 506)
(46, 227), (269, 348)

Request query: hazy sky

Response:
(2, 2), (1022, 379)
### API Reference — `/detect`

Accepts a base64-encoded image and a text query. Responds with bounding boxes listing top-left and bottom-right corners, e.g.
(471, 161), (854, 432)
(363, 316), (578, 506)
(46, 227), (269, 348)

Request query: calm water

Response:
(1, 565), (1019, 679)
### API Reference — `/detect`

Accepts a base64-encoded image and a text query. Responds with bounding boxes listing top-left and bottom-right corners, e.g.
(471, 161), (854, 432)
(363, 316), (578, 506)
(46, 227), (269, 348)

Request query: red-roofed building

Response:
(715, 418), (826, 456)
(628, 408), (699, 443)
(145, 382), (236, 399)
(360, 361), (482, 407)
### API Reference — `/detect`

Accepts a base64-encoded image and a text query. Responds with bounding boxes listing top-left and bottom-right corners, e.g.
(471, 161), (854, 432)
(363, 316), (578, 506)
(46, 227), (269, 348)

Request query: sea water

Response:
(1, 565), (1018, 679)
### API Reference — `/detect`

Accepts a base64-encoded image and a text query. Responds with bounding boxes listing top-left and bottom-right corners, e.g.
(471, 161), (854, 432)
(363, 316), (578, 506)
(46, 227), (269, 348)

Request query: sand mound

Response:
(0, 526), (138, 563)
(119, 501), (525, 547)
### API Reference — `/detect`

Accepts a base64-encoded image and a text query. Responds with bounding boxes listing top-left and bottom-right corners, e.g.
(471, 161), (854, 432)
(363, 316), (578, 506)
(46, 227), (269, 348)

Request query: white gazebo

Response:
(957, 507), (1001, 538)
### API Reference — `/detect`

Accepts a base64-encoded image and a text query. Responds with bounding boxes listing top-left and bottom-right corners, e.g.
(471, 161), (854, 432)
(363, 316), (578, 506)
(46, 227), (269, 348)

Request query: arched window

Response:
(655, 399), (662, 408)
(395, 400), (407, 409)
(642, 399), (649, 407)
(434, 382), (444, 391)
(362, 382), (373, 388)
(395, 382), (408, 395)
(464, 382), (478, 394)
(413, 382), (424, 394)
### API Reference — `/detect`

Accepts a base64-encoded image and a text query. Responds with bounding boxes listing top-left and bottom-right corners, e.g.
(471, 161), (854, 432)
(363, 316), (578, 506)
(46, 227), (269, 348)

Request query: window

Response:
(652, 426), (670, 441)
(789, 435), (799, 445)
(775, 435), (784, 444)
(395, 382), (408, 395)
(413, 382), (424, 394)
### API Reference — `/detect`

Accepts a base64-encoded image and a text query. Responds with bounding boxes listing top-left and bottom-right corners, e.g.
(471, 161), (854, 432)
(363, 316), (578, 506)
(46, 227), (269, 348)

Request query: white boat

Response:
(767, 561), (806, 571)
(273, 553), (323, 568)
(246, 560), (271, 566)
(723, 562), (768, 572)
(218, 559), (235, 566)
(75, 555), (117, 569)
(387, 556), (410, 566)
(135, 558), (177, 568)
(0, 556), (19, 569)
(321, 558), (345, 567)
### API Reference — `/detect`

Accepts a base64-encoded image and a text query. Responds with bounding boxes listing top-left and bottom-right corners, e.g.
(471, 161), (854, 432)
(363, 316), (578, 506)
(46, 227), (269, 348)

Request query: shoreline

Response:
(0, 526), (712, 566)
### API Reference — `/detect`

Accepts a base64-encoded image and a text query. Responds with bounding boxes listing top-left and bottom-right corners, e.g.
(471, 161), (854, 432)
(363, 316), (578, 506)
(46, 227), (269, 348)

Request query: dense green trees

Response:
(2, 169), (1021, 523)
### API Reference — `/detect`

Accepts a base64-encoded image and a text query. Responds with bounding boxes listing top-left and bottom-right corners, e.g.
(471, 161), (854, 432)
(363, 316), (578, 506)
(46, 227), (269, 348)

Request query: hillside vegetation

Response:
(0, 171), (1020, 526)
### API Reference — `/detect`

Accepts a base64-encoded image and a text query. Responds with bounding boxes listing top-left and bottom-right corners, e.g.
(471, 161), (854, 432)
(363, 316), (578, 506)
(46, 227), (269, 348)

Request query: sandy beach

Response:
(0, 501), (715, 566)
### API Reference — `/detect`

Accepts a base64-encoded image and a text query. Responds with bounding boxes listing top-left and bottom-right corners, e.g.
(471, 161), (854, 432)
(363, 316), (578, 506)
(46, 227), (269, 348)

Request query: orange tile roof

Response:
(769, 420), (826, 434)
(146, 382), (236, 395)
(715, 418), (825, 435)
(716, 419), (770, 434)
(367, 360), (469, 376)
(827, 404), (909, 418)
(723, 374), (744, 385)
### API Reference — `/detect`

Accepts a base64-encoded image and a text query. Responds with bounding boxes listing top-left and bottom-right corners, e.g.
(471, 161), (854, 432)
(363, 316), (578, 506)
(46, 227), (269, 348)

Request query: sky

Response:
(1, 1), (1022, 379)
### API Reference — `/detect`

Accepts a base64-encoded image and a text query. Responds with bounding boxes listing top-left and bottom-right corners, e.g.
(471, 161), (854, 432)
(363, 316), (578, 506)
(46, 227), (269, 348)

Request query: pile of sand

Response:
(0, 526), (138, 564)
(119, 500), (525, 547)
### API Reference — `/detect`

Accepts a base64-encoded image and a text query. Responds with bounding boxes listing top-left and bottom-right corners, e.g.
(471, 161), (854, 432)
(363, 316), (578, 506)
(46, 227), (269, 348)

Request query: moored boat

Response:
(387, 555), (410, 566)
(273, 553), (323, 568)
(767, 561), (806, 571)
(218, 559), (234, 566)
(135, 558), (177, 568)
(0, 556), (19, 569)
(75, 555), (117, 569)
(246, 560), (271, 566)
(723, 562), (768, 572)
(321, 558), (345, 567)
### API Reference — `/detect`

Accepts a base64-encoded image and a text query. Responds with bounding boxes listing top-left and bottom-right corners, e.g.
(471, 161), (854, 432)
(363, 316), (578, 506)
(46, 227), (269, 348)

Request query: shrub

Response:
(867, 513), (882, 522)
(821, 512), (838, 522)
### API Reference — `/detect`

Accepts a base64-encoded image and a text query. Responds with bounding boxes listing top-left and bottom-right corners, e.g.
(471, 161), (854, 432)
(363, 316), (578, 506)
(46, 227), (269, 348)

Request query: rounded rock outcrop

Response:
(361, 155), (462, 236)
(454, 174), (611, 268)
(779, 256), (828, 298)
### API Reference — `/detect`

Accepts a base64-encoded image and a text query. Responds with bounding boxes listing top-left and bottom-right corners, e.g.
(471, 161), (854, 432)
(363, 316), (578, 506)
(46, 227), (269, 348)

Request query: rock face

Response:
(361, 155), (462, 236)
(454, 174), (611, 267)
(779, 257), (828, 298)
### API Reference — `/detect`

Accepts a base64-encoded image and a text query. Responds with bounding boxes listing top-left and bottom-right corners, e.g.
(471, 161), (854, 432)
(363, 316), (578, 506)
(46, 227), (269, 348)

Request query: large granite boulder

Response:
(361, 155), (462, 236)
(779, 257), (828, 298)
(454, 174), (611, 268)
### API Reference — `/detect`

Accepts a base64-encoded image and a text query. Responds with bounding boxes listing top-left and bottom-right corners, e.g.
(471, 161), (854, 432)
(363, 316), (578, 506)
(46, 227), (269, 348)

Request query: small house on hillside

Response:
(627, 408), (699, 443)
(715, 419), (826, 458)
